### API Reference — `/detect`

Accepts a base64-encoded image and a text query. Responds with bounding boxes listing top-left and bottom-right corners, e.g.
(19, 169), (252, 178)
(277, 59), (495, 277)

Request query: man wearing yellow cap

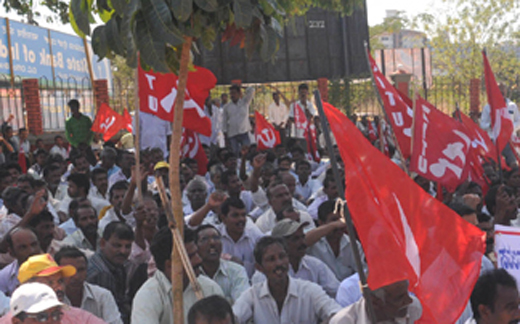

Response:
(0, 253), (106, 323)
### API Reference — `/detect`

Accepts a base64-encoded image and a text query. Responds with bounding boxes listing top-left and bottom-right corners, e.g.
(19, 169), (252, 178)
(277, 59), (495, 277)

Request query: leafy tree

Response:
(369, 11), (409, 50)
(414, 0), (520, 87)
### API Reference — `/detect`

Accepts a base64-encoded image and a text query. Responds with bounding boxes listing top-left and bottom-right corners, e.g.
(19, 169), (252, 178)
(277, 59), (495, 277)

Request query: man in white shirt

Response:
(255, 181), (315, 234)
(90, 168), (108, 201)
(49, 135), (69, 159)
(251, 219), (339, 297)
(108, 151), (135, 190)
(222, 85), (255, 155)
(233, 236), (341, 324)
(287, 83), (318, 152)
(330, 280), (422, 324)
(11, 128), (30, 157)
(294, 160), (321, 202)
(308, 176), (339, 220)
(195, 224), (250, 304)
(132, 227), (224, 324)
(215, 198), (264, 278)
(465, 269), (520, 324)
(307, 200), (365, 281)
(268, 91), (289, 143)
(200, 97), (224, 150)
(480, 84), (520, 166)
(134, 112), (171, 159)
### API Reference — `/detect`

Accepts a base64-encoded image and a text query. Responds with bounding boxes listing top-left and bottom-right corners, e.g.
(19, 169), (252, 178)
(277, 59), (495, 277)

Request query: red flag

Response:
(18, 148), (27, 174)
(410, 97), (472, 192)
(254, 111), (281, 150)
(293, 102), (308, 131)
(180, 128), (208, 175)
(138, 65), (216, 136)
(368, 51), (413, 158)
(323, 101), (485, 324)
(91, 103), (124, 141)
(483, 51), (514, 155)
(123, 109), (133, 133)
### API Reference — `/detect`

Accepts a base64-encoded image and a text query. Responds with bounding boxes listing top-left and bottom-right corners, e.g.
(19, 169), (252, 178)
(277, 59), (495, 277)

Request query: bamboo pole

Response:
(82, 38), (96, 105)
(168, 36), (193, 324)
(5, 19), (14, 88)
(156, 177), (203, 299)
(134, 67), (143, 203)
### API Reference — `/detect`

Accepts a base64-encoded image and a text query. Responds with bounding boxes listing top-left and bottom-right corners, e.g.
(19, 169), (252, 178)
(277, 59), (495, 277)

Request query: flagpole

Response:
(363, 42), (409, 175)
(314, 90), (378, 323)
(134, 67), (143, 202)
(409, 86), (417, 164)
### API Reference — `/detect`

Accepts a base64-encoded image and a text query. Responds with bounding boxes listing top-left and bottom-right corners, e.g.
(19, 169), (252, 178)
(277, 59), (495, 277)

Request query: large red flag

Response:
(483, 51), (514, 155)
(323, 101), (485, 324)
(180, 128), (208, 175)
(254, 111), (281, 150)
(410, 97), (472, 192)
(138, 65), (216, 136)
(91, 103), (124, 141)
(368, 51), (413, 158)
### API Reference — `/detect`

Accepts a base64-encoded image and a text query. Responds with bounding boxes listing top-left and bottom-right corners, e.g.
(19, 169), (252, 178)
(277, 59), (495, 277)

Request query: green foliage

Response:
(414, 0), (520, 86)
(369, 11), (409, 50)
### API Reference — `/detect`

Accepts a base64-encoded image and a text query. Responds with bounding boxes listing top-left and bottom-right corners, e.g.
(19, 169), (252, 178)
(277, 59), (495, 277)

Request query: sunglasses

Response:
(24, 309), (63, 322)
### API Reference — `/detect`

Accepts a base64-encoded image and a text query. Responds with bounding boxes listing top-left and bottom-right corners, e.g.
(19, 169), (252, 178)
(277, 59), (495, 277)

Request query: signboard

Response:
(0, 17), (111, 83)
(495, 225), (520, 287)
(41, 89), (95, 131)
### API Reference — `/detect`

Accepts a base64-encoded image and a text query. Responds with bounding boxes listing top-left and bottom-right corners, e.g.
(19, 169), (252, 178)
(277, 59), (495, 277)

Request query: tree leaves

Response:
(70, 0), (91, 36)
(92, 25), (109, 60)
(194, 0), (218, 12)
(141, 0), (184, 46)
(134, 11), (169, 72)
(233, 0), (253, 28)
(170, 0), (193, 22)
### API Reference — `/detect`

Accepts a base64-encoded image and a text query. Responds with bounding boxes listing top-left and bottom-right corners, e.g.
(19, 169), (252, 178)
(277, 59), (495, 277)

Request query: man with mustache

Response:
(330, 280), (422, 324)
(215, 198), (264, 278)
(233, 236), (341, 324)
(0, 253), (106, 323)
(86, 222), (135, 324)
(131, 227), (223, 324)
(55, 247), (122, 324)
(62, 206), (100, 252)
(98, 181), (132, 233)
(251, 219), (339, 297)
(195, 224), (250, 304)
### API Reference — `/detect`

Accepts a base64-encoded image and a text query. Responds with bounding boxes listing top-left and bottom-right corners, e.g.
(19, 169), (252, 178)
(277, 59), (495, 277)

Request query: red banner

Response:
(123, 108), (133, 133)
(483, 51), (514, 155)
(323, 101), (485, 324)
(138, 65), (216, 136)
(410, 97), (472, 191)
(181, 128), (208, 175)
(368, 51), (413, 158)
(254, 111), (281, 150)
(91, 103), (124, 141)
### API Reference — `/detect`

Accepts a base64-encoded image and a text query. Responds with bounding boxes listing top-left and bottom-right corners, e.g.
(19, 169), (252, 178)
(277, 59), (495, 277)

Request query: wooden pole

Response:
(169, 36), (193, 324)
(5, 18), (14, 88)
(314, 91), (378, 323)
(134, 67), (143, 203)
(47, 30), (56, 85)
(82, 38), (96, 108)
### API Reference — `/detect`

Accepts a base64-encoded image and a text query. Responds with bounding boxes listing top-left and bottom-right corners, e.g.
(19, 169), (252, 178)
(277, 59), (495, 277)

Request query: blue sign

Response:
(0, 17), (112, 82)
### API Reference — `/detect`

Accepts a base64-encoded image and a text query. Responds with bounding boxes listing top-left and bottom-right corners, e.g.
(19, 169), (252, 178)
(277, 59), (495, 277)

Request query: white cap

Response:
(10, 283), (63, 316)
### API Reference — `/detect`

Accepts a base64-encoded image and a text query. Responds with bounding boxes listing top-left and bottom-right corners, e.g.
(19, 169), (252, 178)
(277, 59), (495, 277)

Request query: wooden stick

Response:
(168, 36), (194, 324)
(156, 177), (203, 299)
(5, 19), (14, 88)
(134, 67), (143, 204)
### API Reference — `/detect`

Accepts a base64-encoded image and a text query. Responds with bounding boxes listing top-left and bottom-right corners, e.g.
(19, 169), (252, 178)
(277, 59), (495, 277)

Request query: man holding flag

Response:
(287, 83), (319, 156)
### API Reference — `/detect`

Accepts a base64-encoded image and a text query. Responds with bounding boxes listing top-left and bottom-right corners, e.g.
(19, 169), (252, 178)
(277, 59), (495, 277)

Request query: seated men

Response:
(132, 227), (223, 324)
(62, 205), (100, 252)
(233, 236), (341, 324)
(330, 279), (422, 323)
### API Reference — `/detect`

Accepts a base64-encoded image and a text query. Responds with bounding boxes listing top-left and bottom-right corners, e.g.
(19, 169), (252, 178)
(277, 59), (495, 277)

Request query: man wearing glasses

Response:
(10, 282), (63, 323)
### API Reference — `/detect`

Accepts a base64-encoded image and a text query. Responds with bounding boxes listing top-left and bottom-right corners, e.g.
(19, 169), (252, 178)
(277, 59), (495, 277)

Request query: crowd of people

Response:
(0, 82), (518, 324)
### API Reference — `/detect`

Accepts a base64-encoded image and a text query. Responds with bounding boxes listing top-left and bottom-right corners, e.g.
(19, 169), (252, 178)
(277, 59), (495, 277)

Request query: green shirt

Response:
(65, 114), (93, 147)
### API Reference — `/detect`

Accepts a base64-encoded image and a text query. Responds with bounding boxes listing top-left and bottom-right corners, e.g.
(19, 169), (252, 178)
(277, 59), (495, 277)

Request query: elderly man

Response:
(0, 253), (106, 323)
(62, 206), (100, 252)
(195, 225), (250, 304)
(131, 228), (223, 324)
(233, 236), (341, 324)
(251, 219), (339, 297)
(183, 178), (210, 216)
(330, 280), (422, 323)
